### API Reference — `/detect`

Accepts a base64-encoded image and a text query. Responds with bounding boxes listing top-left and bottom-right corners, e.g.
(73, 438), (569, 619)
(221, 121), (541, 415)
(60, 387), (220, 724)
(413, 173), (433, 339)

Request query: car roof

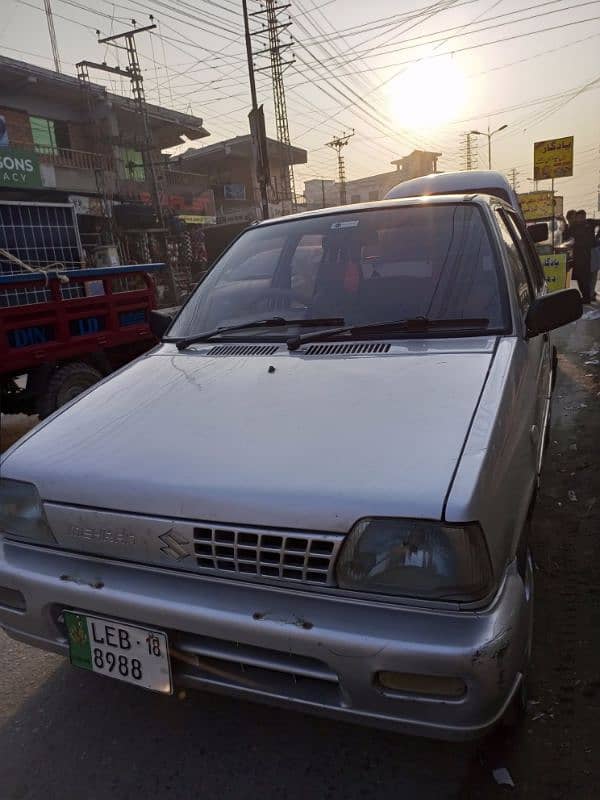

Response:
(256, 193), (505, 227)
(384, 170), (520, 210)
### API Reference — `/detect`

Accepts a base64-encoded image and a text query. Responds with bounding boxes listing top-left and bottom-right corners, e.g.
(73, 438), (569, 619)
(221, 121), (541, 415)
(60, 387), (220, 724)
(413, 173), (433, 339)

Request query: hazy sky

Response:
(2, 0), (599, 211)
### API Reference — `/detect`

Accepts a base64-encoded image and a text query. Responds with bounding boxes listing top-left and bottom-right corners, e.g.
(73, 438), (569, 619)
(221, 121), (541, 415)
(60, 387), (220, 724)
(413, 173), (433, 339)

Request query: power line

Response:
(296, 0), (599, 69)
(292, 0), (458, 150)
(43, 0), (63, 71)
(288, 13), (600, 84)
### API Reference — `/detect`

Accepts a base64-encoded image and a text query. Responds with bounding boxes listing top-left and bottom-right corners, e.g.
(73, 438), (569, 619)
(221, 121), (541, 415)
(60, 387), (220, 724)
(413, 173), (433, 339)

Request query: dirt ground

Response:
(0, 313), (599, 799)
(453, 311), (600, 798)
(0, 413), (39, 453)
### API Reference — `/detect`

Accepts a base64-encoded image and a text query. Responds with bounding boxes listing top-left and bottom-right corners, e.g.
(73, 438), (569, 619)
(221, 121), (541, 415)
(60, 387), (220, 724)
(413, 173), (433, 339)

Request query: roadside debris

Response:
(581, 308), (600, 321)
(493, 767), (515, 788)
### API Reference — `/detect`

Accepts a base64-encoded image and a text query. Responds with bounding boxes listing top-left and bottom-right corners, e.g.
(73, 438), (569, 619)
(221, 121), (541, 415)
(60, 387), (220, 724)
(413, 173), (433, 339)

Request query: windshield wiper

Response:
(286, 317), (490, 351)
(171, 317), (345, 351)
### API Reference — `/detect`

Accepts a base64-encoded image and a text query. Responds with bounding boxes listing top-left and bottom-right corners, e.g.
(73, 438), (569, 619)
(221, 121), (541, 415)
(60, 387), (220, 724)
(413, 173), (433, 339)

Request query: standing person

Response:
(571, 210), (596, 303)
(564, 209), (576, 241)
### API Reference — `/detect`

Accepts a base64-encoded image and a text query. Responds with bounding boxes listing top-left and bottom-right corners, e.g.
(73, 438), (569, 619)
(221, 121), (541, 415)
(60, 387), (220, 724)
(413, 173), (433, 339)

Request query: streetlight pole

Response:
(470, 124), (508, 169)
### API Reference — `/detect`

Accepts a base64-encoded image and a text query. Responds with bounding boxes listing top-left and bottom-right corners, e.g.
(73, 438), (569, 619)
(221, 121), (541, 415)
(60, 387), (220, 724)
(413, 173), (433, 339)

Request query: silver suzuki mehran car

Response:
(0, 194), (581, 740)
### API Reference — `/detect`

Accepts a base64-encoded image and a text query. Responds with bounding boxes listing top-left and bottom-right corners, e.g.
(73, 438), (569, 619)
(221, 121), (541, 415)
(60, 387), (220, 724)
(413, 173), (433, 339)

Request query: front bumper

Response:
(0, 537), (532, 740)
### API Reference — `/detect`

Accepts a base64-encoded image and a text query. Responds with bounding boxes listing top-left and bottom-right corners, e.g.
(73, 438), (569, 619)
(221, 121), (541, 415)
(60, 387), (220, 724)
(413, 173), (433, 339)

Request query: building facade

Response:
(176, 135), (307, 224)
(0, 56), (213, 254)
(304, 149), (442, 209)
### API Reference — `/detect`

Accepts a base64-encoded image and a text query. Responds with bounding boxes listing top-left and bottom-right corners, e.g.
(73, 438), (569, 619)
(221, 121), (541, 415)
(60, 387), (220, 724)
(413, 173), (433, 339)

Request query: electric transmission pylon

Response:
(326, 130), (354, 205)
(251, 1), (296, 215)
(460, 132), (478, 171)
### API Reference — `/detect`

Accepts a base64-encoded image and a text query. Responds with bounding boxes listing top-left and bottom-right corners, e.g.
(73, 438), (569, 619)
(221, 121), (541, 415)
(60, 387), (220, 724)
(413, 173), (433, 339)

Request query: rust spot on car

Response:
(471, 629), (512, 670)
(252, 611), (313, 629)
(59, 574), (104, 589)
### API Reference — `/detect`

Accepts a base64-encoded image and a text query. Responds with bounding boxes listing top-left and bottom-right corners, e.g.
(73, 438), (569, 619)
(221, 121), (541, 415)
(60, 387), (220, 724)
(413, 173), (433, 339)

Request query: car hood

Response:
(3, 339), (496, 532)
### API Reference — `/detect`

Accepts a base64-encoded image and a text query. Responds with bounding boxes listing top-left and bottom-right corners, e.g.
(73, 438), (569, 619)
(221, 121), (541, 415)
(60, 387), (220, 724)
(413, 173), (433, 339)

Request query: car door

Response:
(497, 209), (551, 477)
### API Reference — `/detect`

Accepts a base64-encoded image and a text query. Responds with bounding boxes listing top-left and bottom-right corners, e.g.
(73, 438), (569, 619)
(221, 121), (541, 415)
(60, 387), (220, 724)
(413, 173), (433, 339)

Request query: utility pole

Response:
(77, 22), (179, 301)
(508, 168), (520, 191)
(97, 24), (164, 231)
(76, 61), (118, 247)
(250, 1), (296, 216)
(43, 0), (62, 73)
(460, 132), (478, 171)
(242, 0), (270, 220)
(326, 130), (354, 206)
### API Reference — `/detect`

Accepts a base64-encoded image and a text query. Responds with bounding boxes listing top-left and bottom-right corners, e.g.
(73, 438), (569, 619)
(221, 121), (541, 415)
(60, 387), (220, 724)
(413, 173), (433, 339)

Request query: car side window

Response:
(496, 212), (532, 314)
(504, 212), (545, 292)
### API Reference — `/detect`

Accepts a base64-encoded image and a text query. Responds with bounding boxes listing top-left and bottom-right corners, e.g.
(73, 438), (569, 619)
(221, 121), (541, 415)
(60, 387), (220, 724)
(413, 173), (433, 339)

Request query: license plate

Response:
(64, 611), (172, 694)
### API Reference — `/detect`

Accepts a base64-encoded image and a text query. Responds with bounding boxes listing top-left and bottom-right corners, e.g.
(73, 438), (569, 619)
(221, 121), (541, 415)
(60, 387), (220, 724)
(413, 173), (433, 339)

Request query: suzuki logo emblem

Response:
(159, 529), (190, 561)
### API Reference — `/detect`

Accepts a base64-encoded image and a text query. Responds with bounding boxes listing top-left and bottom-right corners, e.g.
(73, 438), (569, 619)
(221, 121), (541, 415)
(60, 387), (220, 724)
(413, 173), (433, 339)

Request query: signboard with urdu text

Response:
(0, 149), (42, 188)
(519, 191), (564, 221)
(533, 137), (574, 181)
(541, 253), (569, 293)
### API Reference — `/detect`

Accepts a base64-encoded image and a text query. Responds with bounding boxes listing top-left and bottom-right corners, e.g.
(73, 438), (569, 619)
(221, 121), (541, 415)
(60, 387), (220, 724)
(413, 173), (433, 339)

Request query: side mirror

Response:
(528, 222), (549, 244)
(526, 289), (582, 336)
(149, 308), (174, 339)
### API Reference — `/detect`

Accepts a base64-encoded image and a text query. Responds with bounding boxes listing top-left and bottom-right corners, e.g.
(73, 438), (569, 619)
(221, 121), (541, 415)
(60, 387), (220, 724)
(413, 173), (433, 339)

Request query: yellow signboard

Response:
(533, 137), (574, 181)
(541, 253), (568, 293)
(518, 191), (564, 221)
(519, 191), (554, 221)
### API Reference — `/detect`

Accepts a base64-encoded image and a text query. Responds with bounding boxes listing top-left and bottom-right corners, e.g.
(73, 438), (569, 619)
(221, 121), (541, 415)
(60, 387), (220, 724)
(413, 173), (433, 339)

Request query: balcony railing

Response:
(11, 141), (113, 172)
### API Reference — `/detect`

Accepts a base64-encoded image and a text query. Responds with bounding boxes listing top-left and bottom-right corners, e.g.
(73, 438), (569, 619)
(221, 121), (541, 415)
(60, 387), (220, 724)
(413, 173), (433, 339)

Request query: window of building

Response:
(350, 194), (361, 203)
(123, 147), (145, 181)
(29, 116), (70, 152)
(368, 190), (379, 201)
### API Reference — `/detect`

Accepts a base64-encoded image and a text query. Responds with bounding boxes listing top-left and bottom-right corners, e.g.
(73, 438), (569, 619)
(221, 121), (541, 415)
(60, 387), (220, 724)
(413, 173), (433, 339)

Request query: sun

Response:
(387, 56), (468, 130)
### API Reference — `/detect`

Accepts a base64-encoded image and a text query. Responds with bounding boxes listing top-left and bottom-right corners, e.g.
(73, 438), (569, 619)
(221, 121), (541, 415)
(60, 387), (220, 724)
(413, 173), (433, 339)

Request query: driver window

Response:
(496, 212), (532, 314)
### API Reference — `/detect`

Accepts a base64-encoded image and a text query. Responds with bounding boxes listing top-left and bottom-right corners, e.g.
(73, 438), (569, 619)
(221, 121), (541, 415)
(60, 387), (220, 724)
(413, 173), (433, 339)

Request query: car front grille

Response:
(193, 525), (343, 586)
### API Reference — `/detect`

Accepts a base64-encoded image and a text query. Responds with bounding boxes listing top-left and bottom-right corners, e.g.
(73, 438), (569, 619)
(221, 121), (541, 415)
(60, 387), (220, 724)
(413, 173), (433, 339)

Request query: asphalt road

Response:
(1, 312), (599, 800)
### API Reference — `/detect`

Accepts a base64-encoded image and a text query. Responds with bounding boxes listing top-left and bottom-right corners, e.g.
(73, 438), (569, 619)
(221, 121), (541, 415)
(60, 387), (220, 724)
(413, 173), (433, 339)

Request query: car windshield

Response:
(168, 204), (509, 341)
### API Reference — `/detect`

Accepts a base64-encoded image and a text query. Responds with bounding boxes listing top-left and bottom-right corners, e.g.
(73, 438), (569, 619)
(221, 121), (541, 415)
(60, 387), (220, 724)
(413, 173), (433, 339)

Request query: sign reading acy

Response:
(0, 149), (42, 188)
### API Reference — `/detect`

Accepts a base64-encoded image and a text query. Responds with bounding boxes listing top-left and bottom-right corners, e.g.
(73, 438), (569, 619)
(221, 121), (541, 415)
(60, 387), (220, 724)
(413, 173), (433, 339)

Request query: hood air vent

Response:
(303, 342), (391, 356)
(206, 344), (280, 357)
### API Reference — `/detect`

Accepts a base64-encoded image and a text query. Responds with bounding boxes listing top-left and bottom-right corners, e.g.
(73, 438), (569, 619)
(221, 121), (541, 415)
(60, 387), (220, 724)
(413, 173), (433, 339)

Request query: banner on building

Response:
(541, 253), (569, 293)
(533, 137), (574, 181)
(519, 191), (563, 221)
(138, 189), (216, 218)
(0, 148), (42, 188)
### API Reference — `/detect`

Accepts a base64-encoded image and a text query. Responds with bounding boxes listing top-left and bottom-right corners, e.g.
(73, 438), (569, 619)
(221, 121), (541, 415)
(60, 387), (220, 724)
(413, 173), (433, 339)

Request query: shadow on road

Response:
(0, 654), (487, 800)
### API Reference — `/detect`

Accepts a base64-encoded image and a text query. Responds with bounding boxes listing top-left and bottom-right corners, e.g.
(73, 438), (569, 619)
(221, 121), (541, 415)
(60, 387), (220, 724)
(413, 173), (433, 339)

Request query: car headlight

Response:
(336, 518), (492, 601)
(0, 479), (56, 544)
